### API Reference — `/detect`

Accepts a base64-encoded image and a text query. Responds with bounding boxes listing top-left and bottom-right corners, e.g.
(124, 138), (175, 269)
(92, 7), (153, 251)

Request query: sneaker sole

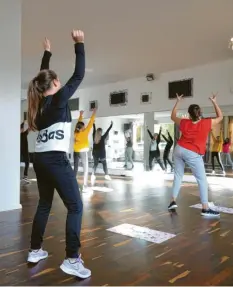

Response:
(27, 254), (48, 263)
(201, 213), (220, 217)
(168, 205), (178, 210)
(60, 263), (91, 279)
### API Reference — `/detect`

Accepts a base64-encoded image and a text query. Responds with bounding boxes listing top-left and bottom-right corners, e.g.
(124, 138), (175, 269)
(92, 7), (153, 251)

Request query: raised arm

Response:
(162, 134), (168, 142)
(210, 95), (223, 127)
(171, 94), (183, 125)
(57, 30), (85, 107)
(92, 123), (96, 141)
(167, 131), (173, 144)
(77, 110), (84, 123)
(147, 128), (153, 140)
(157, 127), (162, 143)
(103, 121), (113, 139)
(85, 109), (97, 133)
(40, 38), (52, 71)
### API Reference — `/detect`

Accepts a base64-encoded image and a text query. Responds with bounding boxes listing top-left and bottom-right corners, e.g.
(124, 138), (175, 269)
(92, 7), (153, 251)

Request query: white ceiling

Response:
(22, 0), (233, 90)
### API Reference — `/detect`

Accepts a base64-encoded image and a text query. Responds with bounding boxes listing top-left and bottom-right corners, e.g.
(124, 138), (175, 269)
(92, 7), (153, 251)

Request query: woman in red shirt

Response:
(222, 131), (233, 169)
(168, 94), (223, 217)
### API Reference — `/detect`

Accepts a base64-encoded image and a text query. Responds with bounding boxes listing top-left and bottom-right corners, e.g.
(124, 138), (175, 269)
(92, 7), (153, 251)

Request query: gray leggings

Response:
(125, 147), (134, 166)
(73, 151), (89, 186)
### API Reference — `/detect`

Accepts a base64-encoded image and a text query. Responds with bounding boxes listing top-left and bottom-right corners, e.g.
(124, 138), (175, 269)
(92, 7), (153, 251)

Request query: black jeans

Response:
(211, 151), (224, 171)
(149, 151), (165, 170)
(21, 150), (29, 177)
(163, 151), (173, 170)
(93, 155), (108, 175)
(31, 152), (83, 258)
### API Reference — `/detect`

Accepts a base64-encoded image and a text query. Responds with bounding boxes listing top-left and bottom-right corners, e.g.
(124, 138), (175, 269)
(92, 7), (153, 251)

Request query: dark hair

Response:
(97, 128), (102, 132)
(188, 104), (201, 122)
(224, 137), (230, 144)
(20, 122), (24, 129)
(75, 121), (85, 133)
(27, 70), (58, 131)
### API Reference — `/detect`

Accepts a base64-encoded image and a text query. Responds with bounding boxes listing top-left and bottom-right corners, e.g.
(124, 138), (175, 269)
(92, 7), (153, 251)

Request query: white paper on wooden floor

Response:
(107, 223), (176, 243)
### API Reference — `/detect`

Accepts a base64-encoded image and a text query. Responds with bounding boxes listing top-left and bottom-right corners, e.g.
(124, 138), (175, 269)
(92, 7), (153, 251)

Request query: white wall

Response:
(21, 58), (233, 119)
(75, 58), (233, 118)
(0, 0), (21, 212)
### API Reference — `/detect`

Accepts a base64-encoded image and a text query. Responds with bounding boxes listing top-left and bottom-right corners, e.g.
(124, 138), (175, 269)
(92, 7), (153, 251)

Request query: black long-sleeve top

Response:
(92, 123), (113, 159)
(162, 132), (173, 152)
(147, 128), (161, 152)
(35, 43), (85, 153)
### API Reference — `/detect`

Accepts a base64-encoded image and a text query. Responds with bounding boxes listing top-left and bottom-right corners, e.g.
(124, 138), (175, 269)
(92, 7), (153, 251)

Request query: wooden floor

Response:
(1, 170), (233, 286)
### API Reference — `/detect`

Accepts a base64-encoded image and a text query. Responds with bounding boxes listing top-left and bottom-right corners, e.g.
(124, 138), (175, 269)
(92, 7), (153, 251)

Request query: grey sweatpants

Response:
(125, 147), (134, 166)
(73, 151), (89, 187)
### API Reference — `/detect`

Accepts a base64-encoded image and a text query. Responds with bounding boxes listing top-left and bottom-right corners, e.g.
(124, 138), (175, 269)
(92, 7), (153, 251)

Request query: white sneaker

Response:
(91, 174), (96, 186)
(21, 176), (30, 184)
(27, 248), (48, 263)
(60, 255), (91, 279)
(223, 171), (226, 176)
(211, 170), (215, 175)
(105, 175), (111, 181)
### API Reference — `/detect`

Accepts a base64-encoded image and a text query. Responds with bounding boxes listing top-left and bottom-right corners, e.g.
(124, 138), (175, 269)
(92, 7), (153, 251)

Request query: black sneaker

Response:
(201, 208), (220, 217)
(168, 201), (178, 210)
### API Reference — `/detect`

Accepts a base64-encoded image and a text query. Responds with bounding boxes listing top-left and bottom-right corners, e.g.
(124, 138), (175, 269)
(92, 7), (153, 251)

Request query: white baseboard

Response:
(0, 203), (22, 213)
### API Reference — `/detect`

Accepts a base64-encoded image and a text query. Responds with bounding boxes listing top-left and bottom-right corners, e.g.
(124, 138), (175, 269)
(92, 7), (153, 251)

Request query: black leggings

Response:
(149, 151), (165, 171)
(163, 151), (173, 170)
(211, 151), (224, 171)
(31, 152), (83, 258)
(93, 156), (108, 175)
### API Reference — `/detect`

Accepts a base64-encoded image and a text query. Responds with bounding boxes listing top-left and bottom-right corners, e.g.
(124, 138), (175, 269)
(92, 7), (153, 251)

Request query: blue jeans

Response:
(172, 145), (208, 204)
(31, 151), (83, 258)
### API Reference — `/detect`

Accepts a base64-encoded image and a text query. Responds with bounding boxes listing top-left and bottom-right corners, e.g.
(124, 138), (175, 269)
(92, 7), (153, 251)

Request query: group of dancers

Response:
(73, 108), (112, 192)
(210, 129), (233, 175)
(22, 29), (225, 279)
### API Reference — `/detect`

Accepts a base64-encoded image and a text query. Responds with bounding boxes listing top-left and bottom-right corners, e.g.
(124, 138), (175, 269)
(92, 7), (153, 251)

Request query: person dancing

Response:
(162, 130), (174, 172)
(222, 130), (233, 169)
(20, 121), (30, 183)
(27, 31), (91, 278)
(124, 131), (134, 170)
(147, 126), (165, 171)
(91, 121), (113, 185)
(73, 109), (96, 191)
(210, 129), (225, 175)
(168, 93), (222, 217)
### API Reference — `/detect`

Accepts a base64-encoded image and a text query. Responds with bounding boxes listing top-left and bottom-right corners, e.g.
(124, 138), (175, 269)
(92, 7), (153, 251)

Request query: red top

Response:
(222, 142), (231, 153)
(178, 118), (212, 155)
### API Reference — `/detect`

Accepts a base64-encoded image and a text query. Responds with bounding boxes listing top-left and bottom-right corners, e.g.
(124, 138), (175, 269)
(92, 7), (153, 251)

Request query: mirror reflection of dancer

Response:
(91, 121), (113, 185)
(124, 131), (134, 170)
(20, 121), (30, 183)
(210, 129), (225, 175)
(168, 94), (222, 217)
(73, 109), (96, 191)
(147, 126), (165, 171)
(162, 130), (174, 172)
(27, 32), (91, 278)
(222, 130), (233, 169)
